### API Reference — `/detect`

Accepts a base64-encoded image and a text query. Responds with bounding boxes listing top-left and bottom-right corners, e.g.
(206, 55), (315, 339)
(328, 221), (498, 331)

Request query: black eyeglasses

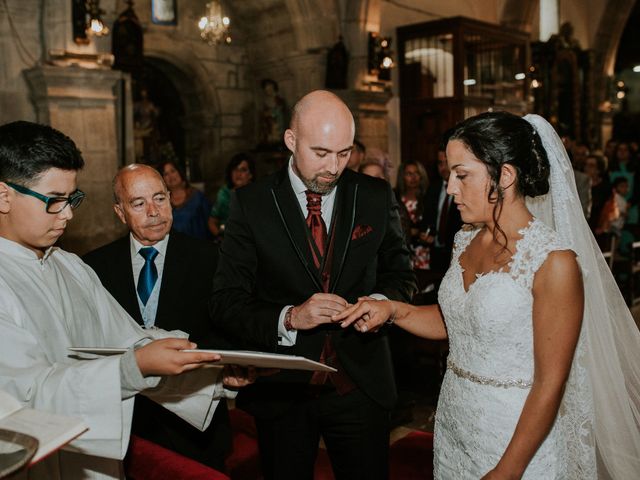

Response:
(6, 182), (86, 214)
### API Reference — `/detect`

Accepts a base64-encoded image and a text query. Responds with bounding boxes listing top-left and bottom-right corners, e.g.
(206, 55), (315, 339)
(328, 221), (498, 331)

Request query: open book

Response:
(0, 391), (87, 465)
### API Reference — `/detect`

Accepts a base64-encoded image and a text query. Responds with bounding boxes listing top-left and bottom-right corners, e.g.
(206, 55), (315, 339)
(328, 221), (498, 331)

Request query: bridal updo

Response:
(448, 111), (551, 255)
(448, 111), (550, 200)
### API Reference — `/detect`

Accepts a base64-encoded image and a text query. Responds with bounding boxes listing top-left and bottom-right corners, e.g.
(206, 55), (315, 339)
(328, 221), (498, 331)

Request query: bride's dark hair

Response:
(448, 111), (550, 253)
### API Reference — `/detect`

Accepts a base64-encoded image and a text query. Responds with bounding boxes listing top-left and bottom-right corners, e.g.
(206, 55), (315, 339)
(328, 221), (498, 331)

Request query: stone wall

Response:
(24, 66), (130, 254)
(0, 0), (634, 252)
(0, 0), (43, 124)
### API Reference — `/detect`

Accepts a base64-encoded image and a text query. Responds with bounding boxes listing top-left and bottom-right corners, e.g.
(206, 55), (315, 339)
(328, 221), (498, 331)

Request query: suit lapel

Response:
(329, 175), (358, 292)
(115, 237), (144, 325)
(271, 170), (323, 291)
(156, 233), (185, 326)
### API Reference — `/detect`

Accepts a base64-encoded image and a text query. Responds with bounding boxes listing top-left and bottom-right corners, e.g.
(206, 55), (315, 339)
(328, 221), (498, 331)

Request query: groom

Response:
(210, 90), (416, 479)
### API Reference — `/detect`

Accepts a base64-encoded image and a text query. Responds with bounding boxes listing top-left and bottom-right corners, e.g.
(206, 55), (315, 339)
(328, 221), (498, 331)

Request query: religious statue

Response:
(325, 36), (349, 89)
(133, 87), (160, 162)
(549, 22), (581, 50)
(259, 79), (287, 149)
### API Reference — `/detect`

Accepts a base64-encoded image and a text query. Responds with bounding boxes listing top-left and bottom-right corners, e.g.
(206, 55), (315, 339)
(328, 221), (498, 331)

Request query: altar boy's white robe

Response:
(0, 237), (222, 479)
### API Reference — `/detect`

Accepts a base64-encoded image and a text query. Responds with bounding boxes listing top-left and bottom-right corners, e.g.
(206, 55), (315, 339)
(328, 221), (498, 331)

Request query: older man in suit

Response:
(210, 90), (416, 480)
(84, 164), (231, 471)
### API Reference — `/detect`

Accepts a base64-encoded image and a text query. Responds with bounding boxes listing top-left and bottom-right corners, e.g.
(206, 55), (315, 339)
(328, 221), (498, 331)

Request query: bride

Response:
(334, 112), (640, 479)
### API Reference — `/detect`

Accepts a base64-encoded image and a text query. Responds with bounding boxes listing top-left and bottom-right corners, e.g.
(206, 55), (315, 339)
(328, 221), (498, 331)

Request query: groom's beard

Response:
(294, 161), (340, 195)
(302, 172), (339, 195)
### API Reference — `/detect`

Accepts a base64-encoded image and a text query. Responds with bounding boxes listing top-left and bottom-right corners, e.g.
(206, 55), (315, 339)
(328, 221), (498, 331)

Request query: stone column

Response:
(338, 89), (392, 151)
(24, 65), (132, 255)
(284, 52), (327, 100)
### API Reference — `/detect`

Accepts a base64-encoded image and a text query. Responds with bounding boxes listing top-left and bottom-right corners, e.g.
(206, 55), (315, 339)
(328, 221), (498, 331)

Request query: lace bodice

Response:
(433, 218), (587, 479)
(438, 219), (569, 384)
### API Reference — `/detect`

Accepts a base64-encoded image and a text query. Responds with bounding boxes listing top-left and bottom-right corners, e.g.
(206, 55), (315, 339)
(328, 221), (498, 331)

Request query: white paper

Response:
(69, 347), (336, 372)
(182, 349), (337, 372)
(68, 347), (128, 355)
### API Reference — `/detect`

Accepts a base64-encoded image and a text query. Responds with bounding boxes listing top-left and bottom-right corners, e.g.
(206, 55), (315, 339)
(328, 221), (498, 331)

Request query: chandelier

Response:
(86, 0), (110, 37)
(198, 1), (231, 45)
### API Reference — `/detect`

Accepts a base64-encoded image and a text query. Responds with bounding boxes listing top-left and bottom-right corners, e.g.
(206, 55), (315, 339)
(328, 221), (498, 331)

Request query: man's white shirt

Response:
(130, 234), (169, 328)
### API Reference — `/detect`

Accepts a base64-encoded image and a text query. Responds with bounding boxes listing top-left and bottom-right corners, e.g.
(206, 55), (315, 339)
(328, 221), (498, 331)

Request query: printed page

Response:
(0, 391), (87, 464)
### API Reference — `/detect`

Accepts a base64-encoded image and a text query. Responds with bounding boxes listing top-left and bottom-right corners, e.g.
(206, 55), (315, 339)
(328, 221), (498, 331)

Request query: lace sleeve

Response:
(451, 226), (478, 263)
(510, 220), (573, 291)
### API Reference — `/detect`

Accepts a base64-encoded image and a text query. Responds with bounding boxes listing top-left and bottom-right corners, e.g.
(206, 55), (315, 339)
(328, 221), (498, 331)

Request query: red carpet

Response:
(125, 409), (435, 479)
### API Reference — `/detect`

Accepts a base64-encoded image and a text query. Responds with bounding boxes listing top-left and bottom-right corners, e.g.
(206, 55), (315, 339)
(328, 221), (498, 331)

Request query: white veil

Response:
(524, 114), (640, 479)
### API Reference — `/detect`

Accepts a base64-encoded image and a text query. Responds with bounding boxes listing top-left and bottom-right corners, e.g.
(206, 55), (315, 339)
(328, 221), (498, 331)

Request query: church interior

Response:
(1, 0), (640, 479)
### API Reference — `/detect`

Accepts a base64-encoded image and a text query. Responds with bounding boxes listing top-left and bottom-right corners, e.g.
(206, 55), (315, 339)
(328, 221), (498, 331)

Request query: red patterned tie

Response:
(305, 191), (355, 394)
(305, 191), (327, 268)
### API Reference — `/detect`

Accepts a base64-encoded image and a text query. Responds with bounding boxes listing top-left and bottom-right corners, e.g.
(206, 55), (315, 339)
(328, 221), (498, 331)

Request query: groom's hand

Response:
(289, 293), (349, 330)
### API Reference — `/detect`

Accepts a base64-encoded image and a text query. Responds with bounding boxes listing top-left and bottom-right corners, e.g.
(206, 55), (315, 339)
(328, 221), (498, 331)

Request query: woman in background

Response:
(396, 161), (431, 270)
(160, 160), (211, 240)
(583, 154), (610, 233)
(359, 147), (392, 181)
(209, 153), (255, 239)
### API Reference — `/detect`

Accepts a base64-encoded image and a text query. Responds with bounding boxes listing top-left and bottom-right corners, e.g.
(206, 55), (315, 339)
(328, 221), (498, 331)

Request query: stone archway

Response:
(229, 1), (334, 100)
(142, 56), (216, 182)
(143, 35), (224, 188)
(587, 0), (636, 144)
(592, 0), (637, 102)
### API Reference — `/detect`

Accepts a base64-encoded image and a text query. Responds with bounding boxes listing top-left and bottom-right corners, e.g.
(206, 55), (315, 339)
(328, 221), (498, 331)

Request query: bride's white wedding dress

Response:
(434, 218), (586, 479)
(430, 114), (639, 479)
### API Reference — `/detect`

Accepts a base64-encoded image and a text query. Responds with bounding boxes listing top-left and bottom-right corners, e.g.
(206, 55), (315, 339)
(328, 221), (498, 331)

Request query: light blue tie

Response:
(137, 247), (159, 306)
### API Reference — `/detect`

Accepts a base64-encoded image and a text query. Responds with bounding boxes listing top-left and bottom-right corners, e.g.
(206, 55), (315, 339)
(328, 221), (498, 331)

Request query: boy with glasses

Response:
(0, 121), (248, 479)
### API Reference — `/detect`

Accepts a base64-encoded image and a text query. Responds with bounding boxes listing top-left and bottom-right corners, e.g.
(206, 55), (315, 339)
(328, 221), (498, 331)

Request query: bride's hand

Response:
(332, 298), (394, 333)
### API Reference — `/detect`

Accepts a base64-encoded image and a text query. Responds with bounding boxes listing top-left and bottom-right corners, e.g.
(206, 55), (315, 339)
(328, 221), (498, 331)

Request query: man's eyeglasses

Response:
(6, 182), (86, 214)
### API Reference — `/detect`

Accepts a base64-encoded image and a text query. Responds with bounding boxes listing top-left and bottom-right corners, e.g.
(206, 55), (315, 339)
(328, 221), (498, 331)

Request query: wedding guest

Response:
(584, 154), (610, 231)
(423, 142), (462, 274)
(208, 153), (255, 239)
(609, 142), (638, 227)
(608, 177), (630, 236)
(396, 161), (430, 270)
(571, 142), (589, 169)
(160, 160), (211, 240)
(347, 138), (366, 171)
(336, 111), (640, 479)
(359, 148), (391, 182)
(84, 164), (232, 471)
(604, 138), (617, 165)
(609, 142), (634, 192)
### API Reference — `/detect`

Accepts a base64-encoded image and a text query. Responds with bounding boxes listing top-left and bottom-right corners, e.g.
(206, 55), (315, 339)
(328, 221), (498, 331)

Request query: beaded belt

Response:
(447, 359), (533, 389)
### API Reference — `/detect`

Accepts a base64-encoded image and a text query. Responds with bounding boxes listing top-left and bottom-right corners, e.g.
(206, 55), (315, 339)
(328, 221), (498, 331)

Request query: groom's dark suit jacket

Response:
(83, 231), (231, 470)
(210, 167), (416, 418)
